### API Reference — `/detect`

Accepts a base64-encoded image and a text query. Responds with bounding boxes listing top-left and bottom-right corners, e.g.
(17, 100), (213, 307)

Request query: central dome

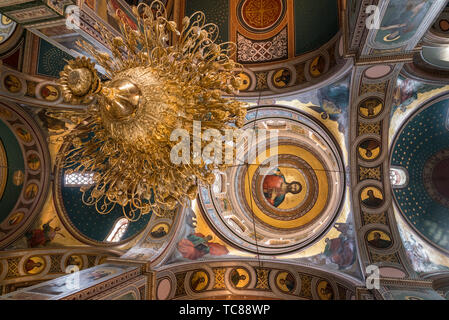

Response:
(198, 106), (345, 254)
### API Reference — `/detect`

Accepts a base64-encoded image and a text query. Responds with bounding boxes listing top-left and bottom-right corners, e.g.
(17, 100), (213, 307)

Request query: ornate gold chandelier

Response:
(52, 1), (246, 221)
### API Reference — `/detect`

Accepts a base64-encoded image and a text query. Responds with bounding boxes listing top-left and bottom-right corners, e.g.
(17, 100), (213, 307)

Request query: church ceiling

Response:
(0, 0), (449, 301)
(184, 0), (339, 60)
(141, 76), (362, 281)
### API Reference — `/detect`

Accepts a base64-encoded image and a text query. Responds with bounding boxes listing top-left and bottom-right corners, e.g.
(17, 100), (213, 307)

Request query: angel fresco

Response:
(177, 233), (229, 260)
(25, 217), (65, 248)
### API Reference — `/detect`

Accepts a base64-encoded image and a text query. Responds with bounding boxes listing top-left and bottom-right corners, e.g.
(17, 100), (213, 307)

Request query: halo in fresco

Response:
(358, 139), (381, 161)
(229, 268), (250, 289)
(4, 75), (22, 93)
(316, 280), (334, 300)
(366, 229), (393, 249)
(237, 72), (251, 91)
(275, 271), (296, 293)
(358, 98), (383, 119)
(24, 256), (46, 275)
(190, 270), (209, 292)
(149, 223), (170, 239)
(66, 255), (83, 269)
(272, 68), (291, 88)
(360, 186), (384, 208)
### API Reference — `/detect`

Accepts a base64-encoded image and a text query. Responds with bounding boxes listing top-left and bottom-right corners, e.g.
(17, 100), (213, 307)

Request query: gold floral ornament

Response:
(55, 1), (247, 221)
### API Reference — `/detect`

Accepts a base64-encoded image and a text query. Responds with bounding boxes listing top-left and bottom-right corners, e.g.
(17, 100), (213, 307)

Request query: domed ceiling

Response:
(53, 141), (151, 245)
(199, 106), (345, 255)
(391, 98), (449, 253)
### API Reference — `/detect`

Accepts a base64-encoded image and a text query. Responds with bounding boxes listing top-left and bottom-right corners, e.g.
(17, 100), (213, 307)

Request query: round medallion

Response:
(24, 256), (45, 275)
(358, 139), (381, 161)
(157, 278), (172, 300)
(149, 223), (170, 239)
(4, 75), (21, 93)
(366, 229), (393, 249)
(275, 271), (296, 293)
(12, 170), (24, 186)
(251, 154), (319, 222)
(364, 65), (392, 79)
(66, 255), (83, 269)
(439, 19), (449, 32)
(40, 84), (60, 101)
(316, 280), (334, 300)
(7, 212), (24, 226)
(229, 268), (250, 289)
(238, 72), (251, 91)
(27, 153), (41, 171)
(309, 55), (326, 78)
(238, 0), (286, 32)
(190, 270), (209, 292)
(24, 183), (39, 200)
(358, 98), (384, 119)
(360, 186), (384, 208)
(272, 68), (291, 88)
(15, 127), (33, 143)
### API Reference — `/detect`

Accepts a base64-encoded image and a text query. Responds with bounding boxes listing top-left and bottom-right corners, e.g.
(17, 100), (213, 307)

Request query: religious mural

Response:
(374, 0), (437, 47)
(25, 217), (65, 248)
(177, 233), (229, 261)
(391, 76), (440, 113)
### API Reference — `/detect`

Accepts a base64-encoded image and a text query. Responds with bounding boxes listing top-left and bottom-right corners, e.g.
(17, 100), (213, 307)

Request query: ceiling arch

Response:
(0, 101), (51, 249)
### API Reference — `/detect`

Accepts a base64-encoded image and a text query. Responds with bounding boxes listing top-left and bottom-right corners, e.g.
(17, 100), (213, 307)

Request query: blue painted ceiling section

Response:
(0, 119), (24, 223)
(60, 166), (151, 243)
(185, 0), (229, 44)
(391, 99), (449, 252)
(293, 0), (339, 55)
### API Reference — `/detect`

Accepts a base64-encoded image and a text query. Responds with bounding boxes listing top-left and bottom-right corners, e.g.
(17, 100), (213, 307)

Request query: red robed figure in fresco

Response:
(25, 218), (65, 248)
(177, 233), (229, 260)
(323, 235), (355, 269)
(262, 168), (302, 207)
